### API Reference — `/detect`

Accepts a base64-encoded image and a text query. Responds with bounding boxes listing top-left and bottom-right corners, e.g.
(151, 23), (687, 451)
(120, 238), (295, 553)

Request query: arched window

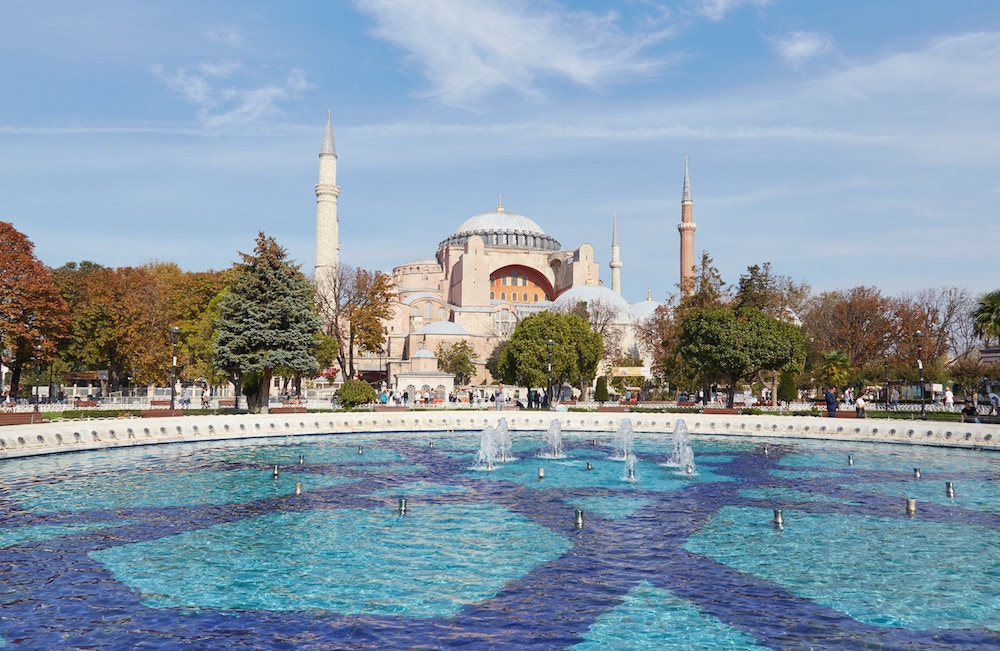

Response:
(411, 305), (419, 316)
(438, 307), (446, 320)
(490, 291), (495, 299)
(500, 292), (506, 301)
(424, 302), (432, 320)
(523, 293), (529, 301)
(533, 293), (540, 302)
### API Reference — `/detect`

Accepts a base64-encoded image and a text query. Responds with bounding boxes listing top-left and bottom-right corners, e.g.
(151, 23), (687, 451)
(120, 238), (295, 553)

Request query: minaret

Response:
(315, 111), (340, 293)
(677, 156), (696, 297)
(609, 211), (622, 295)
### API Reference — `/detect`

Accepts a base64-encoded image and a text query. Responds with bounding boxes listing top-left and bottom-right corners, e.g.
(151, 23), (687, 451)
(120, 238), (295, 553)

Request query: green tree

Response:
(436, 340), (478, 385)
(594, 375), (609, 402)
(680, 307), (805, 408)
(485, 339), (509, 381)
(818, 350), (851, 388)
(213, 233), (322, 412)
(496, 311), (603, 396)
(972, 290), (1000, 346)
(335, 378), (378, 409)
(777, 368), (799, 406)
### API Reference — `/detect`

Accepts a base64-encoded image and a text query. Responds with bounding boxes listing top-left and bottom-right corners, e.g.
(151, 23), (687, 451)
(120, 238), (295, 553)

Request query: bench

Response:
(218, 399), (236, 407)
(74, 399), (98, 408)
(141, 410), (183, 418)
(0, 413), (43, 426)
(149, 400), (172, 407)
(823, 411), (857, 418)
(597, 405), (630, 412)
(703, 408), (739, 415)
(374, 405), (408, 412)
(677, 401), (698, 407)
(270, 406), (307, 414)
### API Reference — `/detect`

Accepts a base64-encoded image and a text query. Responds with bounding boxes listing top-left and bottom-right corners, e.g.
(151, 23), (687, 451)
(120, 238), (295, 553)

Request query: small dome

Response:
(553, 285), (633, 322)
(630, 299), (664, 321)
(417, 322), (470, 336)
(412, 349), (437, 359)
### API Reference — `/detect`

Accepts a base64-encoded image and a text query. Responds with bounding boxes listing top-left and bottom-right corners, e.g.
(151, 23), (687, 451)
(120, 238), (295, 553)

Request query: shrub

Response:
(336, 380), (378, 410)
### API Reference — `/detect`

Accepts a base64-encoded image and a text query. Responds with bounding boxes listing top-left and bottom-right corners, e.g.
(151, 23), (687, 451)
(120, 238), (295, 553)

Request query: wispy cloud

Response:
(152, 63), (312, 128)
(767, 30), (836, 68)
(686, 0), (773, 21)
(206, 25), (242, 47)
(352, 0), (677, 108)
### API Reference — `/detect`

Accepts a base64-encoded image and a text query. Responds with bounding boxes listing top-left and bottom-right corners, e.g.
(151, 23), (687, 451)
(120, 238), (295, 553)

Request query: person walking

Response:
(824, 387), (838, 417)
(944, 387), (954, 411)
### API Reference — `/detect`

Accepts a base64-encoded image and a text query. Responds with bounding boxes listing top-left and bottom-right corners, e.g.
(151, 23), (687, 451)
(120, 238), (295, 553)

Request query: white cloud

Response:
(352, 0), (677, 107)
(767, 30), (836, 69)
(206, 25), (242, 47)
(152, 64), (313, 128)
(686, 0), (773, 21)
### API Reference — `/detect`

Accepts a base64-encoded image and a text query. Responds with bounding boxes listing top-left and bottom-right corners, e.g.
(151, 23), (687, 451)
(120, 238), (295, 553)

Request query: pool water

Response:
(1, 429), (999, 649)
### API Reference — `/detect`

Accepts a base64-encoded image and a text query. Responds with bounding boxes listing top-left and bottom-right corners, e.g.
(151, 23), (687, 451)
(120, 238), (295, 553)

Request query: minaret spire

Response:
(610, 211), (622, 296)
(315, 111), (341, 300)
(678, 156), (696, 298)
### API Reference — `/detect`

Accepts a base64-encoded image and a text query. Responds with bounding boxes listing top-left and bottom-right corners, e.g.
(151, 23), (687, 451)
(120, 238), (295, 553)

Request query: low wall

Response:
(0, 411), (998, 460)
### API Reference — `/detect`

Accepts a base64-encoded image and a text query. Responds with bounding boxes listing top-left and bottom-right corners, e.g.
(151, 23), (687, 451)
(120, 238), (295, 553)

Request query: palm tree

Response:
(972, 290), (1000, 346)
(819, 350), (851, 388)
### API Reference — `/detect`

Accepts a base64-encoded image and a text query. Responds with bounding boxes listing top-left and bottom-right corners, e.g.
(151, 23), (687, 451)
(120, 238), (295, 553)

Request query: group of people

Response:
(824, 387), (869, 418)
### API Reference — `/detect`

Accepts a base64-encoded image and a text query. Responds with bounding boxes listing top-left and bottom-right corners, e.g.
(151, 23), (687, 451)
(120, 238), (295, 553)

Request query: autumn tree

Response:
(315, 265), (395, 380)
(436, 340), (478, 385)
(214, 233), (322, 412)
(0, 223), (70, 397)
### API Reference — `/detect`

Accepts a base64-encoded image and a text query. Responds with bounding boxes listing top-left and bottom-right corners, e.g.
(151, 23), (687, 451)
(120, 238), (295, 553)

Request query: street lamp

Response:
(546, 339), (555, 409)
(915, 330), (926, 420)
(883, 356), (889, 414)
(33, 344), (42, 412)
(169, 327), (181, 414)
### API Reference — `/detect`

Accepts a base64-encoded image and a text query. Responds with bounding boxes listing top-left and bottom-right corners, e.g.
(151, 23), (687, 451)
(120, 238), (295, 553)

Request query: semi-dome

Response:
(438, 199), (561, 252)
(412, 349), (437, 359)
(552, 284), (633, 323)
(417, 321), (470, 336)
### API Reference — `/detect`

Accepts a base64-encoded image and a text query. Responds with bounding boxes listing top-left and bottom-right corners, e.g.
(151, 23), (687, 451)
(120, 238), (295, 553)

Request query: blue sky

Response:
(2, 0), (998, 304)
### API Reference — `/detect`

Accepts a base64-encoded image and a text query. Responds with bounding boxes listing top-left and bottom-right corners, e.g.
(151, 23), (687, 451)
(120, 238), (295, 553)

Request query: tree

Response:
(972, 290), (1000, 346)
(680, 251), (728, 311)
(316, 265), (395, 379)
(335, 378), (378, 409)
(496, 311), (603, 396)
(801, 287), (895, 384)
(436, 340), (477, 385)
(777, 368), (798, 406)
(594, 376), (609, 402)
(818, 350), (851, 388)
(680, 307), (805, 408)
(0, 223), (70, 397)
(213, 233), (322, 412)
(485, 339), (509, 381)
(735, 262), (810, 319)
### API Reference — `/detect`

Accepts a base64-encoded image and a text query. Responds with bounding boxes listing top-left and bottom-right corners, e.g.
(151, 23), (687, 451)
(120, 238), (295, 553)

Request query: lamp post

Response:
(883, 357), (889, 414)
(169, 327), (181, 414)
(33, 344), (42, 412)
(915, 330), (926, 420)
(546, 339), (555, 408)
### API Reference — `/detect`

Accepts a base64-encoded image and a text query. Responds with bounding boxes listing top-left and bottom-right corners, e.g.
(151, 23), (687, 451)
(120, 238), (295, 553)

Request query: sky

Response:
(2, 0), (999, 305)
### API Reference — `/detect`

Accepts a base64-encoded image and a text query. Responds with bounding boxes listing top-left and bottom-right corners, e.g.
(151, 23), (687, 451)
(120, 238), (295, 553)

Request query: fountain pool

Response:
(1, 425), (999, 650)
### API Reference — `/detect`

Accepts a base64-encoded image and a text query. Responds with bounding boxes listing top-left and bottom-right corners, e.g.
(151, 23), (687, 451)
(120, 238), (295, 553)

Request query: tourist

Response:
(944, 386), (954, 411)
(201, 387), (210, 408)
(988, 388), (1000, 415)
(495, 384), (504, 411)
(844, 387), (854, 406)
(855, 395), (867, 418)
(824, 387), (838, 417)
(961, 400), (980, 424)
(890, 386), (899, 409)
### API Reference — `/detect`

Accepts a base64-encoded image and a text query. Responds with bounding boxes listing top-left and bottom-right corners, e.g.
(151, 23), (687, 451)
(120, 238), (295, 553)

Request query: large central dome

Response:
(439, 200), (561, 252)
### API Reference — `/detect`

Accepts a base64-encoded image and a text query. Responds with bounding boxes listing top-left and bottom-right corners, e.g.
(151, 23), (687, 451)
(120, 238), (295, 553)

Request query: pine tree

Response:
(213, 233), (322, 412)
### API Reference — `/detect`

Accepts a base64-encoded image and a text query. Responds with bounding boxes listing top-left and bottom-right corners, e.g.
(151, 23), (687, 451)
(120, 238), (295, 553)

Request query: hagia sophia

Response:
(314, 113), (697, 397)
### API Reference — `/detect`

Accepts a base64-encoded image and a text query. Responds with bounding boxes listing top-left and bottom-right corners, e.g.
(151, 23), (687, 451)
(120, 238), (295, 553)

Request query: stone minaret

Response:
(315, 111), (340, 293)
(677, 156), (696, 297)
(610, 211), (622, 295)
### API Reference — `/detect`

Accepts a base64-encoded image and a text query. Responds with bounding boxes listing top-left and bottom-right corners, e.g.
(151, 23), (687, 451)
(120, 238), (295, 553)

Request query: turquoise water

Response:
(2, 430), (999, 649)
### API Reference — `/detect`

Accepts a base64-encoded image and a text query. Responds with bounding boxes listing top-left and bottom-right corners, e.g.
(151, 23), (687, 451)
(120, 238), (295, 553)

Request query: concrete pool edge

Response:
(1, 411), (998, 459)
